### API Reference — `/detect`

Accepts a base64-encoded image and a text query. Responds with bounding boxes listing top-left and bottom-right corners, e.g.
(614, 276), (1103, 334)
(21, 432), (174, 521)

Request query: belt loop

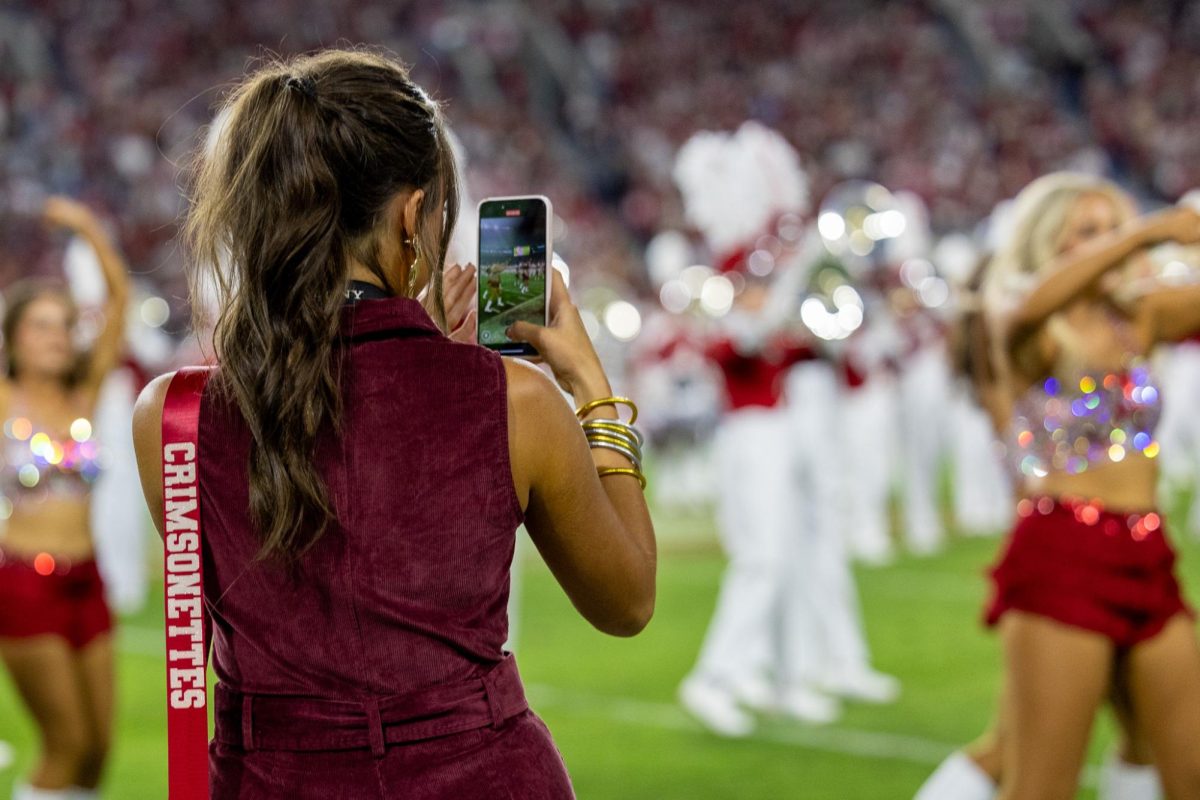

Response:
(364, 698), (386, 758)
(480, 669), (504, 728)
(241, 695), (255, 752)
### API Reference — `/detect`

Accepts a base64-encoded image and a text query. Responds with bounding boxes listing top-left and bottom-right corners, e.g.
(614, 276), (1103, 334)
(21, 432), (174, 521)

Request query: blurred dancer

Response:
(61, 240), (156, 614)
(918, 173), (1200, 800)
(919, 212), (1163, 800)
(0, 198), (130, 800)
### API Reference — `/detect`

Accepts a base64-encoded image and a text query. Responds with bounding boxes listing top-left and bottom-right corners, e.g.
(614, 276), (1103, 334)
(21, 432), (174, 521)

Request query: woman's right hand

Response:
(507, 267), (611, 402)
(1141, 205), (1200, 246)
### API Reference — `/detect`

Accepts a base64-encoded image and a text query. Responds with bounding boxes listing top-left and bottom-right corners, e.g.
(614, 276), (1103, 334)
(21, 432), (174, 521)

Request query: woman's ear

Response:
(402, 189), (426, 241)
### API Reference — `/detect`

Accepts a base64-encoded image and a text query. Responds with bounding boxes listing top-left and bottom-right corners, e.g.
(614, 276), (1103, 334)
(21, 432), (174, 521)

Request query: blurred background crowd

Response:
(3, 0), (1200, 298)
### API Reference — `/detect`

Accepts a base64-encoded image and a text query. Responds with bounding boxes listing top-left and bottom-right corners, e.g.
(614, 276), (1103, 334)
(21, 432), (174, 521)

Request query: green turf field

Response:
(2, 506), (1198, 799)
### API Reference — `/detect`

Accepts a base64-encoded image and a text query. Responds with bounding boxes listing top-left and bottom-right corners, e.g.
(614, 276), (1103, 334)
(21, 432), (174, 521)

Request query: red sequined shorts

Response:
(0, 550), (113, 649)
(985, 497), (1193, 648)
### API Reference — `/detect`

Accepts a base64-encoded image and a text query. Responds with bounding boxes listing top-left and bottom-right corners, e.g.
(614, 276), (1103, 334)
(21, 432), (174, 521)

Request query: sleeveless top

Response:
(198, 297), (523, 698)
(1009, 360), (1162, 478)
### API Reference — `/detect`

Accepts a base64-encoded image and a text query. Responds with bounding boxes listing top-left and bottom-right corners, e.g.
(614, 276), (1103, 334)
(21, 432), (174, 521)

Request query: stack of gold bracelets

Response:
(576, 396), (647, 490)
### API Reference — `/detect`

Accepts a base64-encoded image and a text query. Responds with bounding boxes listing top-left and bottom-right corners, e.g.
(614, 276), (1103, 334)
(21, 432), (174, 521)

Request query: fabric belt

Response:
(214, 655), (529, 758)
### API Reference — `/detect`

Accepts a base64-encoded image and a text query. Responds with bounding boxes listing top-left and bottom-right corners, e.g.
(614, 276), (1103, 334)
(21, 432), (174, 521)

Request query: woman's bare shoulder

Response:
(131, 371), (176, 458)
(501, 358), (562, 412)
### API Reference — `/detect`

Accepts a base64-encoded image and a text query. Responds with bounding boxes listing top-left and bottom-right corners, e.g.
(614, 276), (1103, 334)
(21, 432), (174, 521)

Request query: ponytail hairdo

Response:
(186, 49), (460, 561)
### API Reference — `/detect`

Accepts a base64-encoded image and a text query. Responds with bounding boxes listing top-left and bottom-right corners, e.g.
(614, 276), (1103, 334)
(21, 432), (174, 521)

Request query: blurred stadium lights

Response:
(603, 300), (642, 341)
(139, 296), (171, 328)
(699, 275), (735, 317)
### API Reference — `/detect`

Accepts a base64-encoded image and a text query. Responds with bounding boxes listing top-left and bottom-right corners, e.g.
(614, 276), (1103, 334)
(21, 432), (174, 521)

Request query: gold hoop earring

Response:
(405, 236), (422, 297)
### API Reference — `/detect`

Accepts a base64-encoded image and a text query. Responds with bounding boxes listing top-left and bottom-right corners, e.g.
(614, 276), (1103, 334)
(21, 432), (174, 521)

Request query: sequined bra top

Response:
(1010, 362), (1162, 479)
(0, 414), (102, 515)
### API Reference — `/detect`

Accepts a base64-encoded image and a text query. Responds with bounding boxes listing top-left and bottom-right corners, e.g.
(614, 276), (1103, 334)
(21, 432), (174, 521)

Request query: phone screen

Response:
(477, 196), (550, 355)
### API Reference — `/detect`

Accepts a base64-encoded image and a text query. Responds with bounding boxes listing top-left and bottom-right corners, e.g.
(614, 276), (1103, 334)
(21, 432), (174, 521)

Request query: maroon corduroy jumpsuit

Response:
(198, 296), (575, 799)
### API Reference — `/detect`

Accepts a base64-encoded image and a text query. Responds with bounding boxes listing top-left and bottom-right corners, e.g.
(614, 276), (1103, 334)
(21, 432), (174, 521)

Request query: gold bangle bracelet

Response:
(575, 396), (639, 424)
(597, 467), (647, 489)
(582, 419), (645, 445)
(587, 432), (641, 459)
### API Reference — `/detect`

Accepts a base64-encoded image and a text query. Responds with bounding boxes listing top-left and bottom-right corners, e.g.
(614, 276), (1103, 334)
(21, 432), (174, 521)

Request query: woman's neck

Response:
(347, 262), (390, 292)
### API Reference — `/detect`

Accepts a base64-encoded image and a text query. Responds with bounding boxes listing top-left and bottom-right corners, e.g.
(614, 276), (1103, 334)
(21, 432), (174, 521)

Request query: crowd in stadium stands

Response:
(1077, 0), (1200, 199)
(0, 0), (1196, 301)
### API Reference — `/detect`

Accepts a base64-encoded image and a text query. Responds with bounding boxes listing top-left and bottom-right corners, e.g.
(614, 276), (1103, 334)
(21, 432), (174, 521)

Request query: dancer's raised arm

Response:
(42, 197), (131, 401)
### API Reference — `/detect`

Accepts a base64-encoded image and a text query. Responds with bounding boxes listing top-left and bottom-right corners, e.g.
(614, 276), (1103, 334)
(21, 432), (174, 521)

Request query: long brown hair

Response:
(186, 49), (460, 561)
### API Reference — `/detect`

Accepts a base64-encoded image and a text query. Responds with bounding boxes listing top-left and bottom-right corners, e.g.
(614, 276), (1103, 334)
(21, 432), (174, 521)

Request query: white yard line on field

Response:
(527, 682), (955, 763)
(524, 683), (1098, 790)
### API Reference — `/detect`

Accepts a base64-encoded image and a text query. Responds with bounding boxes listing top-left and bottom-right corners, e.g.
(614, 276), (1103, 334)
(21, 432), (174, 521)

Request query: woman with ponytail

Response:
(132, 49), (655, 798)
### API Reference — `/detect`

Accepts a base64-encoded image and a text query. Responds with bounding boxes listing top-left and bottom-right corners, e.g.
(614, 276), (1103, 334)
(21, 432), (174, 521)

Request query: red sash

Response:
(161, 367), (212, 799)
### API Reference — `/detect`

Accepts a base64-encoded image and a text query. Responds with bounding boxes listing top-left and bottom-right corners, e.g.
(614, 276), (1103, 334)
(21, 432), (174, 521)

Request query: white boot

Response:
(12, 784), (75, 800)
(1098, 757), (1162, 800)
(914, 752), (996, 800)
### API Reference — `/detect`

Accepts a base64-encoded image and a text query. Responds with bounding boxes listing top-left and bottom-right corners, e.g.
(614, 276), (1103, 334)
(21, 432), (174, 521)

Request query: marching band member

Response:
(785, 317), (900, 705)
(894, 288), (952, 555)
(837, 288), (900, 566)
(680, 268), (841, 735)
(673, 123), (845, 734)
(1156, 332), (1200, 538)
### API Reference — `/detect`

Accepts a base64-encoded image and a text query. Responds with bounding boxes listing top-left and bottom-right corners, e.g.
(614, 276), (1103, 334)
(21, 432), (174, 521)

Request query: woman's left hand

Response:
(443, 262), (478, 344)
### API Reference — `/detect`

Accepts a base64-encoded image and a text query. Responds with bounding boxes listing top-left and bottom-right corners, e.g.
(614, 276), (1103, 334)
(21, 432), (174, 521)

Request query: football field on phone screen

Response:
(478, 271), (547, 346)
(2, 492), (1198, 799)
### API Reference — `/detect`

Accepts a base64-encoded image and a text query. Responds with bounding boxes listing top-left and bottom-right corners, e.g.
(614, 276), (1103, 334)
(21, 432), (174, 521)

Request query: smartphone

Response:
(477, 195), (552, 356)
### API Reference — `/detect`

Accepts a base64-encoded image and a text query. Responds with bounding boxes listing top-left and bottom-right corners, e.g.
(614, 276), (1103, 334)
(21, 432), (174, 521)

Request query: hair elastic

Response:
(283, 75), (318, 101)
